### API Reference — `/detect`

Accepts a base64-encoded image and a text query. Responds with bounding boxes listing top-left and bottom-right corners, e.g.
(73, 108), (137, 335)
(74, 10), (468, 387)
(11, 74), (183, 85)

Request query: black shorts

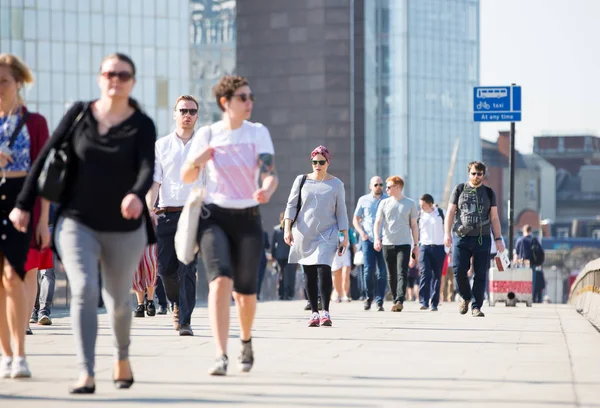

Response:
(196, 204), (263, 295)
(408, 276), (418, 287)
(0, 177), (32, 279)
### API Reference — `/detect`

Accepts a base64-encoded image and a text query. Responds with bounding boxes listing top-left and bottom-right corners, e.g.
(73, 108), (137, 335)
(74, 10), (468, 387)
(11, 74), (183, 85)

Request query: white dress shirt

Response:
(418, 209), (445, 245)
(154, 131), (201, 208)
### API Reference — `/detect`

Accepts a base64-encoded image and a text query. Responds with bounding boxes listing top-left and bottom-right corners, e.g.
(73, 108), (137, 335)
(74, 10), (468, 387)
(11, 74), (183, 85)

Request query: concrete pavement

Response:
(1, 301), (599, 408)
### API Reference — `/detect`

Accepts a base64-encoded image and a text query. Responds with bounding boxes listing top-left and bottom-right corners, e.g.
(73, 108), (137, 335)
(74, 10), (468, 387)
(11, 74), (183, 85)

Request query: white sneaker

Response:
(0, 357), (12, 378)
(10, 358), (31, 378)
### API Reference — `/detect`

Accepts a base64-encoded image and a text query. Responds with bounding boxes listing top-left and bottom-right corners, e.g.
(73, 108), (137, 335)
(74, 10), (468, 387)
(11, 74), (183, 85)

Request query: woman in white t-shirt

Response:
(182, 76), (278, 376)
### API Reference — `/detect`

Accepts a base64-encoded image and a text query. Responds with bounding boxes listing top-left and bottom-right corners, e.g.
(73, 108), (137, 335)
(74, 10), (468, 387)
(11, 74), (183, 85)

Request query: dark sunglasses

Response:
(386, 185), (395, 189)
(373, 183), (383, 187)
(231, 93), (255, 102)
(470, 172), (484, 176)
(179, 108), (198, 116)
(311, 160), (327, 166)
(101, 71), (134, 81)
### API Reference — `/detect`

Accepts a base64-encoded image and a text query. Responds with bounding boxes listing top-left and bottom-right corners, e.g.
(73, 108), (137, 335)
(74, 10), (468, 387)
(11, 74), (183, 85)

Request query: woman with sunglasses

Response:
(0, 53), (51, 379)
(284, 146), (349, 327)
(182, 75), (277, 376)
(12, 53), (156, 393)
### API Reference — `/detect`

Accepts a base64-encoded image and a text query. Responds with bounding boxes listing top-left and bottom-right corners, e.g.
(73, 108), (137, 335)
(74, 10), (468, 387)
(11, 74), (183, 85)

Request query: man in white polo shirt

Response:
(146, 95), (200, 336)
(417, 194), (446, 311)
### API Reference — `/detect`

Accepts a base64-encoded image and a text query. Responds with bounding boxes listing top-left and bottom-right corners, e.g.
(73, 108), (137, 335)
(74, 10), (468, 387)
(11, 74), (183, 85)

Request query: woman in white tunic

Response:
(284, 146), (349, 327)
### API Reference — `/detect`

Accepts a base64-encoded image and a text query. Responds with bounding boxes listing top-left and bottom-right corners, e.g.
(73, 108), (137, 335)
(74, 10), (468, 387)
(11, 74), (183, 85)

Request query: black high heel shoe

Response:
(113, 376), (134, 389)
(69, 384), (96, 394)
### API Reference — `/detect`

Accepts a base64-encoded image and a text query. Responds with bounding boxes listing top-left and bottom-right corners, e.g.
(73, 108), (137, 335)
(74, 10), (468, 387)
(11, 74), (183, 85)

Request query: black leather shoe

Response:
(114, 377), (134, 389)
(133, 304), (144, 318)
(364, 299), (372, 311)
(179, 324), (194, 336)
(69, 384), (96, 394)
(146, 301), (156, 317)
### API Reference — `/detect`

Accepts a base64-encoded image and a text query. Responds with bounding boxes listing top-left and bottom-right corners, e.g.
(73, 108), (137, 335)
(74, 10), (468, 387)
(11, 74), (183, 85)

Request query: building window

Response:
(592, 230), (600, 240)
(557, 227), (569, 238)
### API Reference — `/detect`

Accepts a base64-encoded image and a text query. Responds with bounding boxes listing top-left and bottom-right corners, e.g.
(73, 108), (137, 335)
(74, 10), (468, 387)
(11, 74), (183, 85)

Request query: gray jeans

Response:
(55, 216), (146, 377)
(34, 268), (56, 316)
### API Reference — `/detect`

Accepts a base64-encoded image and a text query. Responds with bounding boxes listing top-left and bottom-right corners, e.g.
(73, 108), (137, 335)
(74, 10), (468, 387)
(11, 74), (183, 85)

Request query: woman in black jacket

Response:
(11, 53), (156, 394)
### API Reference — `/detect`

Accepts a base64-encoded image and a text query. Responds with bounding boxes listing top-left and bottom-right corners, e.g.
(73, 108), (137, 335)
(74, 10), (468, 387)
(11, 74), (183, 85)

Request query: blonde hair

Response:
(173, 94), (199, 111)
(0, 53), (34, 104)
(386, 175), (405, 189)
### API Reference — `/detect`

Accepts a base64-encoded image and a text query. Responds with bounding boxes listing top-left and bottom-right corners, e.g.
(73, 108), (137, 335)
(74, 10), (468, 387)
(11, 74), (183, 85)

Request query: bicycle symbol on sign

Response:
(476, 101), (490, 110)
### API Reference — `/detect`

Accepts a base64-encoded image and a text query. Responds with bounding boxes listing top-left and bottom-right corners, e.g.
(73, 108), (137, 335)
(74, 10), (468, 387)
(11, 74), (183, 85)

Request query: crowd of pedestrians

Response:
(1, 50), (549, 396)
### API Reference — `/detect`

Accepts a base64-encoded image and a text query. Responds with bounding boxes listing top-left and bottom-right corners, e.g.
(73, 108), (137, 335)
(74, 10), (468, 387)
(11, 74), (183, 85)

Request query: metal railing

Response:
(569, 257), (600, 329)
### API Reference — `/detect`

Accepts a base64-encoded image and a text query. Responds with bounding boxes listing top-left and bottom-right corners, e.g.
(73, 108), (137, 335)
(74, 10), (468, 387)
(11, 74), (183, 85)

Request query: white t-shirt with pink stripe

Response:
(187, 120), (275, 209)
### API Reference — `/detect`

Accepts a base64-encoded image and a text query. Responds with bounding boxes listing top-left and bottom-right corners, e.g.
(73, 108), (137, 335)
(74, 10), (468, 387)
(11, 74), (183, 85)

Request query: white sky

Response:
(479, 0), (600, 153)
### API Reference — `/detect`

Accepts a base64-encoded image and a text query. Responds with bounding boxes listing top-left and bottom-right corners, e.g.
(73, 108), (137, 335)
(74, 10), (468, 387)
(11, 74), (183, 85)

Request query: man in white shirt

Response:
(146, 95), (200, 336)
(417, 194), (446, 311)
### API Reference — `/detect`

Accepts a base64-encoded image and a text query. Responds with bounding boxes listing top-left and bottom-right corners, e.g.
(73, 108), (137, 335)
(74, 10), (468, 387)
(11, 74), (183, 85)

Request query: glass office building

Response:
(0, 0), (190, 137)
(190, 0), (235, 125)
(365, 0), (480, 203)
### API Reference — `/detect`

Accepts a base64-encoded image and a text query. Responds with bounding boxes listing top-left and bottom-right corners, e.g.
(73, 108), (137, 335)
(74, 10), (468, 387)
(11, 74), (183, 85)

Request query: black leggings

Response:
(304, 264), (332, 313)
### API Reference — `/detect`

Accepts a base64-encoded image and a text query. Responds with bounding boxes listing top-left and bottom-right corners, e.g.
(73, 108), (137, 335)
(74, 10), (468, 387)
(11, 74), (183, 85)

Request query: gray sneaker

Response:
(29, 311), (38, 324)
(208, 355), (228, 376)
(38, 314), (52, 326)
(459, 299), (470, 315)
(238, 342), (254, 373)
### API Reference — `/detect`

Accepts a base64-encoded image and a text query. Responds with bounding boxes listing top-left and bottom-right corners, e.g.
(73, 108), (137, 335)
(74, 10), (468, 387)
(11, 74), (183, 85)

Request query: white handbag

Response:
(174, 127), (211, 265)
(174, 186), (206, 265)
(353, 250), (364, 266)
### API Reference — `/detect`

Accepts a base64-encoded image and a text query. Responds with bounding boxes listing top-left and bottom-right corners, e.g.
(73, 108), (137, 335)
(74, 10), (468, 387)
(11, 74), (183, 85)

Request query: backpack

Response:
(455, 183), (493, 204)
(530, 237), (545, 266)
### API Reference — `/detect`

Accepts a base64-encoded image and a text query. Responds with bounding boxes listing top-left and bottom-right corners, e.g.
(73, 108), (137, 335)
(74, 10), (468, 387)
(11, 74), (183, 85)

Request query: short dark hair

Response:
(468, 161), (487, 174)
(420, 194), (434, 205)
(213, 75), (250, 112)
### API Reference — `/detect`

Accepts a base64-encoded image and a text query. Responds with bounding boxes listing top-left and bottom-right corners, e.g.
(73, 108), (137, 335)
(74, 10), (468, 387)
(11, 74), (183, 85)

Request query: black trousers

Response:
(156, 211), (197, 325)
(382, 244), (411, 304)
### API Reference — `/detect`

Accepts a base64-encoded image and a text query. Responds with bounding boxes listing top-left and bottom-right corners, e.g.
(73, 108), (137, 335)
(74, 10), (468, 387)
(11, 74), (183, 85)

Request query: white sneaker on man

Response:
(10, 357), (31, 378)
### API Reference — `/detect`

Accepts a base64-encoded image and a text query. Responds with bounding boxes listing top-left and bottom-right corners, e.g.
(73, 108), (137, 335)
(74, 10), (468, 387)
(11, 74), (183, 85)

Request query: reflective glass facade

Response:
(0, 0), (190, 137)
(190, 0), (235, 125)
(365, 0), (480, 202)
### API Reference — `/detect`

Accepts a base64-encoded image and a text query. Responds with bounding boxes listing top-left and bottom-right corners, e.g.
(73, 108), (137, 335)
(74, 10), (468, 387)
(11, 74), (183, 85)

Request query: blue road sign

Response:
(473, 85), (521, 122)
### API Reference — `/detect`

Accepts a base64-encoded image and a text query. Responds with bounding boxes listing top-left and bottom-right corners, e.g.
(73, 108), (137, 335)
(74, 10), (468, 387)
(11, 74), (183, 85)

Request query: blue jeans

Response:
(157, 211), (197, 325)
(418, 245), (446, 308)
(452, 235), (491, 310)
(361, 240), (387, 304)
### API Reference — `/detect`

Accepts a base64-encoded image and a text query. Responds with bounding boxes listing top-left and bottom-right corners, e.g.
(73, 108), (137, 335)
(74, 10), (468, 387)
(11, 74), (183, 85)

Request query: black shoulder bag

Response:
(37, 103), (88, 203)
(280, 174), (308, 231)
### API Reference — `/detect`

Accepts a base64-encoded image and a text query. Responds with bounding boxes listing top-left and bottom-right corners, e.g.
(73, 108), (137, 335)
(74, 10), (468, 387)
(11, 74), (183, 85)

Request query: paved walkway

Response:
(1, 301), (599, 408)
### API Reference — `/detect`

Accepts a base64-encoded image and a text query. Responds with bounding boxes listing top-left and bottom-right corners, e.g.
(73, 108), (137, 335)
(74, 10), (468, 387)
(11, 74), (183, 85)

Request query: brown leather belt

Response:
(154, 206), (184, 215)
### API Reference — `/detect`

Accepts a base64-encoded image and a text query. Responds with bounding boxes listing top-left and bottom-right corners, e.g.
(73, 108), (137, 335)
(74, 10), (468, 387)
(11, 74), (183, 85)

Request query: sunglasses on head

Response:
(373, 183), (383, 187)
(101, 71), (134, 81)
(311, 160), (327, 166)
(232, 93), (255, 103)
(179, 108), (198, 116)
(470, 171), (484, 176)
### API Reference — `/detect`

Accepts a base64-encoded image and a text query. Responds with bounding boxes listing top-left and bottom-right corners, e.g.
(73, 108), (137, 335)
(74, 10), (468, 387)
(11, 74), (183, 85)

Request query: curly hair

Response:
(213, 75), (249, 112)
